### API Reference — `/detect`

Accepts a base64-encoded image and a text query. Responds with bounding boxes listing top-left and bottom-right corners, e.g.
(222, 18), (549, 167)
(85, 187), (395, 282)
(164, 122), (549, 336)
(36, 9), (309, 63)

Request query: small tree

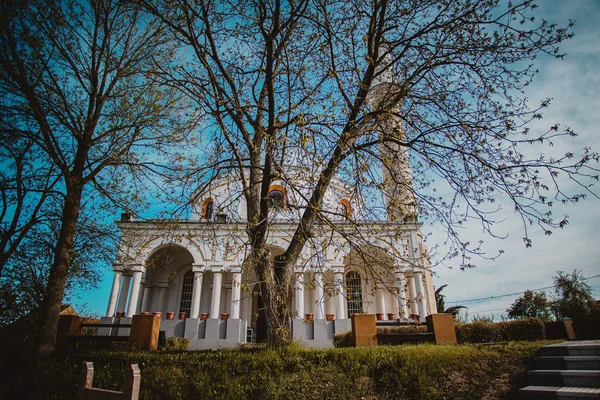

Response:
(506, 290), (551, 322)
(551, 270), (599, 321)
(435, 284), (467, 318)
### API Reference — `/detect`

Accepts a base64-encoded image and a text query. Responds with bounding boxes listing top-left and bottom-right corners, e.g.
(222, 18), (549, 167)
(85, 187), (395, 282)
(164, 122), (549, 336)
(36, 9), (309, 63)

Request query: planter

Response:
(200, 313), (209, 320)
(152, 312), (161, 317)
(387, 313), (397, 320)
(140, 311), (150, 315)
(166, 312), (175, 320)
(179, 312), (187, 320)
(116, 312), (125, 318)
(376, 313), (385, 320)
(325, 314), (334, 321)
(305, 313), (314, 321)
(410, 314), (419, 321)
(220, 313), (230, 320)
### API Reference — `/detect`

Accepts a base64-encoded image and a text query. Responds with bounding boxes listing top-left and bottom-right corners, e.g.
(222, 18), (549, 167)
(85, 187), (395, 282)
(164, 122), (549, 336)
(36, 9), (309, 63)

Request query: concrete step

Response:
(541, 342), (600, 357)
(528, 370), (600, 388)
(519, 385), (600, 399)
(535, 356), (600, 371)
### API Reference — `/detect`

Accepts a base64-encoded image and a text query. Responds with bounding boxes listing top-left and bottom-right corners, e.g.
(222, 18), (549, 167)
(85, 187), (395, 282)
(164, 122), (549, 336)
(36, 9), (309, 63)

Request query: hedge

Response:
(5, 341), (559, 400)
(455, 318), (545, 343)
(333, 326), (430, 348)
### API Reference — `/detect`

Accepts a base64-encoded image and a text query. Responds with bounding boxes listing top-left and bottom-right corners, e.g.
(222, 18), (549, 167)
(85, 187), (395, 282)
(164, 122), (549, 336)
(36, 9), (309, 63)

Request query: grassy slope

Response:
(28, 341), (560, 399)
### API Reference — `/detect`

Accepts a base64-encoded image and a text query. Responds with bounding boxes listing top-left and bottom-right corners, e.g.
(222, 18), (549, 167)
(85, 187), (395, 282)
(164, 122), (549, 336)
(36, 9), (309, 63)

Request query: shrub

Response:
(164, 337), (189, 351)
(455, 318), (545, 343)
(333, 331), (353, 348)
(377, 325), (428, 335)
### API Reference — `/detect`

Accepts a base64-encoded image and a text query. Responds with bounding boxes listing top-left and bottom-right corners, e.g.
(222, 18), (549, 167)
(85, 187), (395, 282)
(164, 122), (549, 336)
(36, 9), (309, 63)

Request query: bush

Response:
(333, 331), (353, 348)
(164, 337), (189, 351)
(455, 318), (545, 343)
(377, 325), (428, 335)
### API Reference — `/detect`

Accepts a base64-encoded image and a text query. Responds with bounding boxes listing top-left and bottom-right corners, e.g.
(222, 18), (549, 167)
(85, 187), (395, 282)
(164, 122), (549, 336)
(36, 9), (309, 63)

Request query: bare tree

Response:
(139, 0), (597, 346)
(0, 0), (193, 365)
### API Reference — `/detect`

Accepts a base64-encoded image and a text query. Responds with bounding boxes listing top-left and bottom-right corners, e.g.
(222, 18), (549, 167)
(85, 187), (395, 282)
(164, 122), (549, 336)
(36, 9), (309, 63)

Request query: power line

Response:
(447, 274), (600, 305)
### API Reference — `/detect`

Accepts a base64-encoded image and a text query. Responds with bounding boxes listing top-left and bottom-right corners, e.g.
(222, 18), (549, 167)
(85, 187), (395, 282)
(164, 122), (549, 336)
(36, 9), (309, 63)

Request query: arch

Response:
(201, 198), (214, 219)
(345, 271), (363, 316)
(136, 237), (205, 266)
(268, 185), (288, 210)
(339, 199), (353, 220)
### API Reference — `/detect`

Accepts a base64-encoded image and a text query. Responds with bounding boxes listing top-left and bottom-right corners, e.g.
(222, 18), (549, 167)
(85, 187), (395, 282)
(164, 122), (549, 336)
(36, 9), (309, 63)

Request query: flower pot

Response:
(179, 312), (187, 320)
(410, 314), (419, 321)
(387, 313), (397, 320)
(220, 313), (230, 320)
(325, 314), (334, 321)
(152, 312), (161, 317)
(141, 311), (150, 315)
(305, 313), (314, 321)
(166, 312), (175, 320)
(376, 313), (385, 320)
(200, 313), (209, 320)
(116, 312), (125, 318)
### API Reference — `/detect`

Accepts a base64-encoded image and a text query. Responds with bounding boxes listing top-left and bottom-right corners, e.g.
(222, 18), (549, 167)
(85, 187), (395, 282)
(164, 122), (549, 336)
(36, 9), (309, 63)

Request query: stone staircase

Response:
(519, 341), (600, 399)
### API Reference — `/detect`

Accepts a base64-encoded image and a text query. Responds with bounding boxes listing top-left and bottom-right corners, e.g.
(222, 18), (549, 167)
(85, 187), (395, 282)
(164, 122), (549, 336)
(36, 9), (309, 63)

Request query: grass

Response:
(6, 340), (561, 399)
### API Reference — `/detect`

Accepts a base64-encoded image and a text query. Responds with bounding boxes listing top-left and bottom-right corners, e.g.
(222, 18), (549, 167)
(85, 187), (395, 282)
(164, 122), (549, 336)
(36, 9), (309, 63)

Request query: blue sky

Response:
(70, 0), (600, 319)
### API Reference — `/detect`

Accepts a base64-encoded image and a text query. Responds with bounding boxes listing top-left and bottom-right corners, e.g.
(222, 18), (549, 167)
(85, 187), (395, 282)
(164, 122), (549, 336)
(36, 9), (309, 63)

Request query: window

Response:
(340, 199), (352, 220)
(179, 270), (195, 315)
(201, 198), (214, 220)
(345, 271), (363, 316)
(268, 185), (287, 209)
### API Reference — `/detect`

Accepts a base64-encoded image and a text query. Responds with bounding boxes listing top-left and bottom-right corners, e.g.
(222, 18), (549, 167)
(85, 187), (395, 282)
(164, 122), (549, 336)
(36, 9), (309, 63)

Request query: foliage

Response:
(434, 284), (467, 318)
(334, 326), (431, 348)
(332, 331), (353, 348)
(164, 337), (189, 351)
(455, 318), (545, 343)
(551, 270), (600, 321)
(4, 341), (561, 400)
(507, 290), (552, 322)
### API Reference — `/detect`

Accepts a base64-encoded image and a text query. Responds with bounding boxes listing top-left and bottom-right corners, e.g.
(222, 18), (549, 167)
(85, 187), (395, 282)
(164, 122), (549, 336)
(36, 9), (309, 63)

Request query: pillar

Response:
(395, 269), (409, 319)
(135, 280), (145, 315)
(126, 270), (143, 317)
(334, 270), (346, 319)
(117, 274), (132, 313)
(231, 271), (241, 319)
(314, 270), (324, 320)
(189, 267), (204, 319)
(210, 270), (223, 319)
(375, 286), (386, 318)
(408, 274), (418, 316)
(141, 285), (153, 313)
(414, 270), (427, 320)
(294, 271), (305, 319)
(106, 270), (122, 317)
(157, 282), (169, 314)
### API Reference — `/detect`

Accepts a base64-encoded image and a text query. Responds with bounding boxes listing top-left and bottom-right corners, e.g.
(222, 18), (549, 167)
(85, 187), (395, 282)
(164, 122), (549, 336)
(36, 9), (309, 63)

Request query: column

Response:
(314, 269), (324, 320)
(414, 270), (427, 320)
(135, 280), (145, 315)
(395, 269), (409, 319)
(375, 286), (386, 319)
(117, 274), (132, 313)
(141, 285), (153, 313)
(106, 270), (123, 317)
(231, 271), (242, 319)
(126, 270), (143, 317)
(210, 270), (223, 319)
(333, 270), (346, 319)
(189, 267), (205, 319)
(294, 271), (305, 319)
(408, 274), (418, 316)
(157, 282), (169, 315)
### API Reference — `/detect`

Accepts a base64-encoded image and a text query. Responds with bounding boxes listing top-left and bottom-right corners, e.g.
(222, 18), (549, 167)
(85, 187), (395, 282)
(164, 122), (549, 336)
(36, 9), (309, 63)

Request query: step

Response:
(541, 342), (600, 357)
(528, 370), (600, 388)
(535, 356), (600, 371)
(519, 386), (600, 399)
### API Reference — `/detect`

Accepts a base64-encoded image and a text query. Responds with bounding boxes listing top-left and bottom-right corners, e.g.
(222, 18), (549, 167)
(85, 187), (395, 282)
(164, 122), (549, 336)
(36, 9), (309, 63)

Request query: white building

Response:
(100, 64), (438, 349)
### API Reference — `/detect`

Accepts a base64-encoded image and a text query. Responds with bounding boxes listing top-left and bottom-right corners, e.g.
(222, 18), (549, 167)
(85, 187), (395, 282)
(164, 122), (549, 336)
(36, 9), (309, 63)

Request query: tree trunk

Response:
(255, 248), (293, 347)
(34, 183), (83, 366)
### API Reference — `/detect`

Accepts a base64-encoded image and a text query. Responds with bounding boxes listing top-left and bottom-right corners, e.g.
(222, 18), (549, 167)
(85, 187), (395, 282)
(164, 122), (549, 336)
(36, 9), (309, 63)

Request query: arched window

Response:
(179, 270), (195, 316)
(340, 199), (352, 220)
(201, 198), (214, 220)
(268, 185), (287, 209)
(345, 271), (363, 316)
